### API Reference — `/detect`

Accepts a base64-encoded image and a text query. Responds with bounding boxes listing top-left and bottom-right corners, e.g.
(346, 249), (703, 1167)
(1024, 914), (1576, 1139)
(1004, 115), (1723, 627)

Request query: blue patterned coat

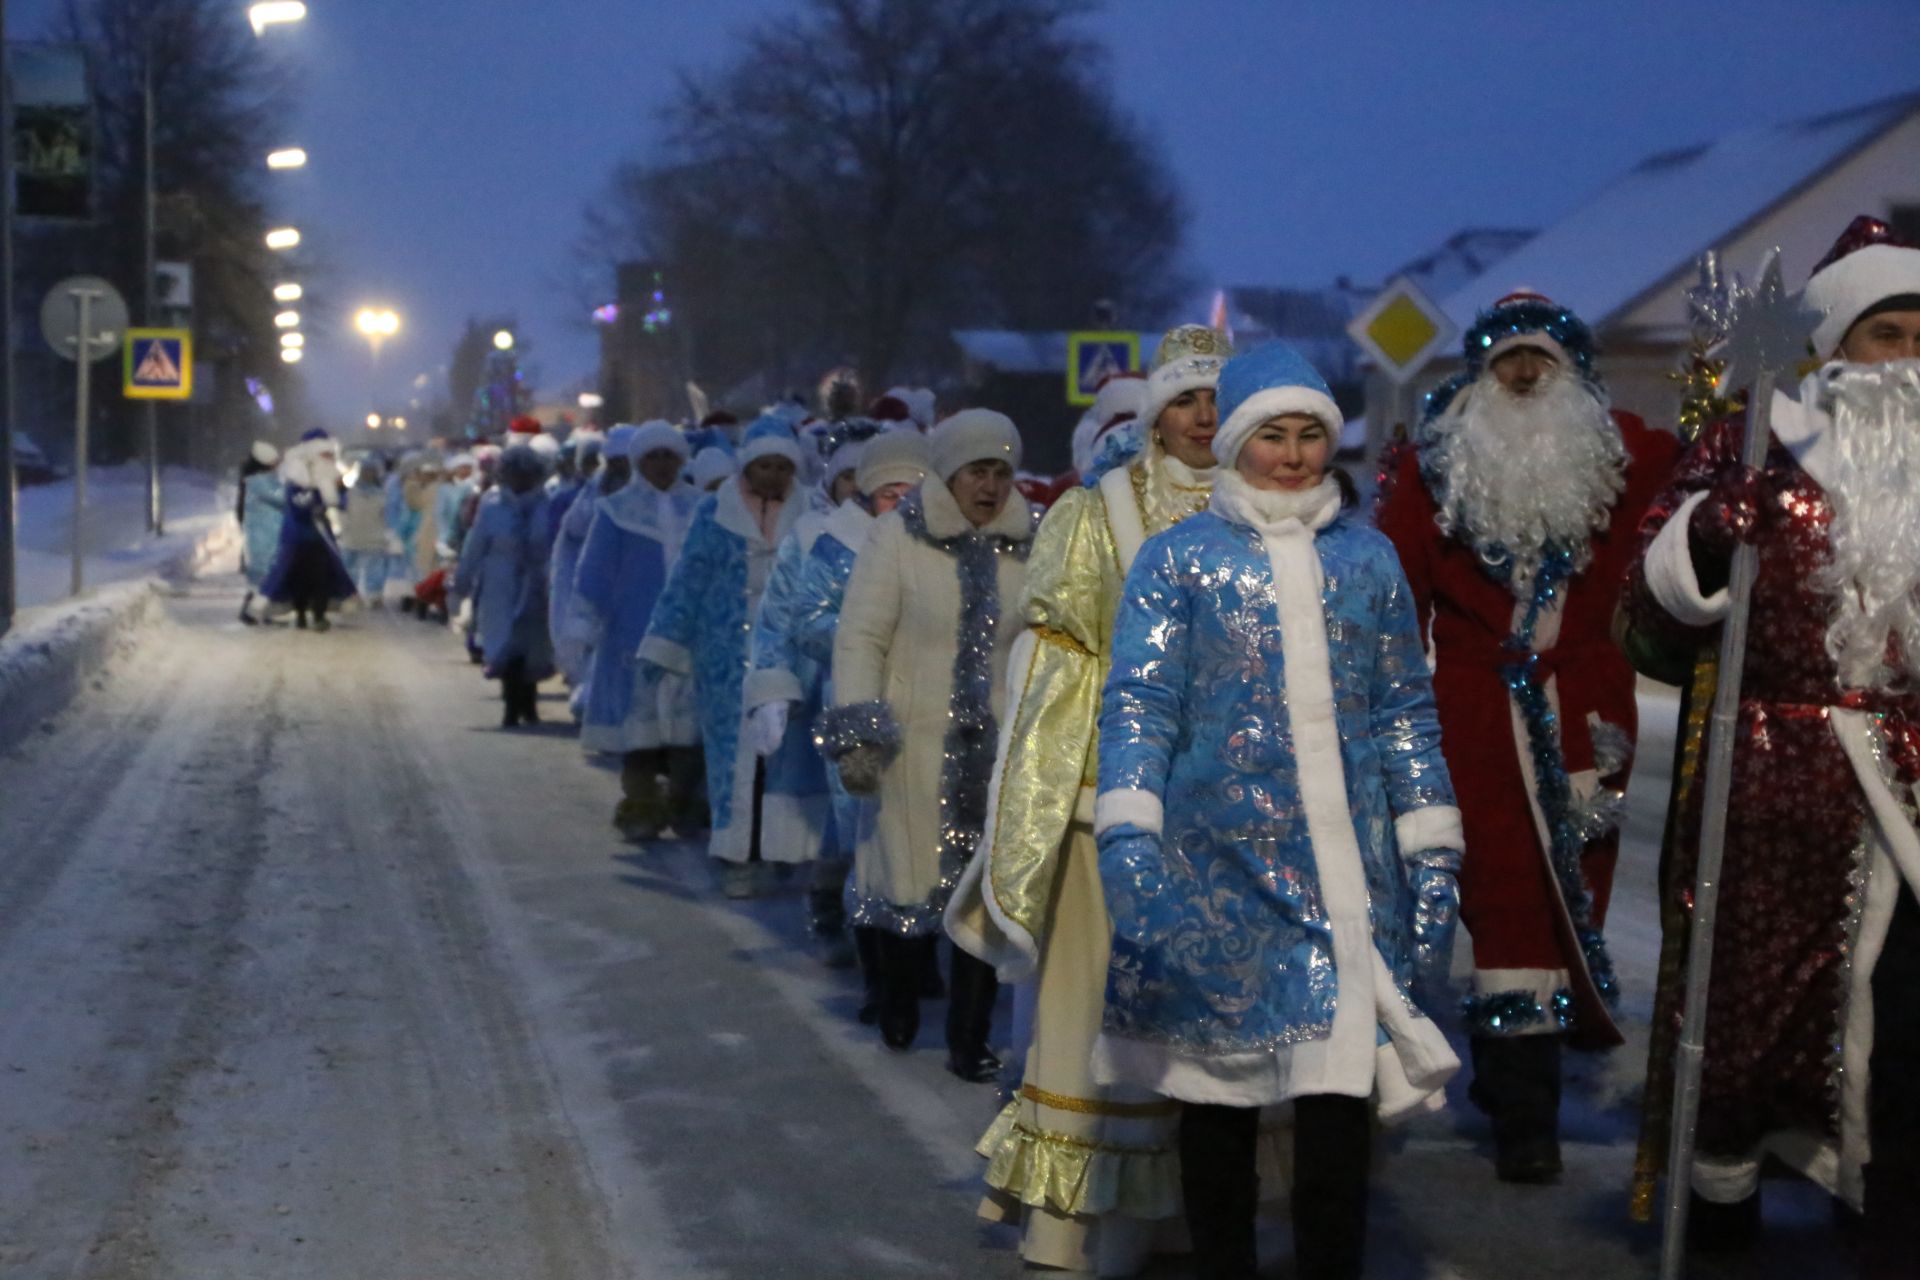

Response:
(640, 479), (809, 862)
(755, 500), (876, 858)
(575, 479), (700, 753)
(454, 486), (555, 680)
(241, 471), (284, 588)
(1094, 475), (1462, 1106)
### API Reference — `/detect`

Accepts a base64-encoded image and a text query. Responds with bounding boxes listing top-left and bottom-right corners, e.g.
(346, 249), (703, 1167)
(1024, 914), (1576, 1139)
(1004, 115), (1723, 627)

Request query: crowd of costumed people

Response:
(229, 216), (1920, 1279)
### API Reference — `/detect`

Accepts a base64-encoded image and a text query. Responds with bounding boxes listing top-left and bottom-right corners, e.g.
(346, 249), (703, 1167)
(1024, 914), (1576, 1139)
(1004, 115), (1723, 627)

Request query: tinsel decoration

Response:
(812, 699), (902, 763)
(1464, 298), (1598, 381)
(1462, 988), (1575, 1037)
(838, 488), (1036, 937)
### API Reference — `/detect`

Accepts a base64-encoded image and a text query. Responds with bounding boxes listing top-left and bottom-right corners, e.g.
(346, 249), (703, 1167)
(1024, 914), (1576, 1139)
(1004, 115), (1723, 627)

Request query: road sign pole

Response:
(70, 288), (95, 598)
(0, 0), (16, 636)
(142, 45), (161, 536)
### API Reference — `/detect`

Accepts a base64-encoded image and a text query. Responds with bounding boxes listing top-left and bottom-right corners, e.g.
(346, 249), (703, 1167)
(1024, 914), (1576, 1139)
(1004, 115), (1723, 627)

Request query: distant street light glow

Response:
(493, 329), (515, 351)
(577, 392), (604, 409)
(355, 308), (401, 339)
(267, 148), (308, 170)
(367, 414), (382, 430)
(273, 282), (303, 302)
(281, 347), (304, 364)
(274, 310), (300, 329)
(249, 2), (307, 36)
(393, 417), (408, 430)
(265, 227), (300, 249)
(281, 333), (305, 348)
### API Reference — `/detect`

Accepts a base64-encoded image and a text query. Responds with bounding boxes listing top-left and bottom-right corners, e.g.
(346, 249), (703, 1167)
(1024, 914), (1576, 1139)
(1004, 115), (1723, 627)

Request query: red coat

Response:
(1377, 410), (1678, 1049)
(1622, 410), (1920, 1164)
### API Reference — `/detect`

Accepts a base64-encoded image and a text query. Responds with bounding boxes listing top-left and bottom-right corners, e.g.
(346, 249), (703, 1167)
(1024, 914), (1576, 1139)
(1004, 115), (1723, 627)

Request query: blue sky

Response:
(20, 0), (1920, 423)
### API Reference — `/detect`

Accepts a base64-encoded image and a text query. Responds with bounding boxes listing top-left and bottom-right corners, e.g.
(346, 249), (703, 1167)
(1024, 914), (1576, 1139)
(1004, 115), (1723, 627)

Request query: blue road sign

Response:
(1066, 331), (1140, 406)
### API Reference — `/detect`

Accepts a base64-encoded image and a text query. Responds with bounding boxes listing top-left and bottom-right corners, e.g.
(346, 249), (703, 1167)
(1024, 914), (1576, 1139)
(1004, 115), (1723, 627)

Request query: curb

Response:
(0, 519), (234, 753)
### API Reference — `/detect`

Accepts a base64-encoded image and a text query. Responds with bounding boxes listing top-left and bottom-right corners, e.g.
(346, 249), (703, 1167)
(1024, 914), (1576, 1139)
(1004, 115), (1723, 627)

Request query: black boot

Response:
(239, 592), (258, 625)
(1470, 1034), (1563, 1182)
(1686, 1190), (1760, 1255)
(517, 678), (541, 724)
(875, 932), (920, 1050)
(918, 933), (947, 999)
(1292, 1094), (1371, 1280)
(1180, 1103), (1260, 1279)
(944, 949), (1002, 1082)
(854, 927), (883, 1025)
(808, 858), (856, 968)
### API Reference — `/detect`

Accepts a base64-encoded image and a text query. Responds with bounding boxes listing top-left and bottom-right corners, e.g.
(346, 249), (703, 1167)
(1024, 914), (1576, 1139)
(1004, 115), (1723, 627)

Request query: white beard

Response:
(1817, 359), (1920, 691)
(1426, 371), (1627, 586)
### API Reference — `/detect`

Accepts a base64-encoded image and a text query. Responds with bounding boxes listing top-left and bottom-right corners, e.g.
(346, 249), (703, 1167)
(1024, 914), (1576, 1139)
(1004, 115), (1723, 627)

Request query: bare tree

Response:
(22, 0), (298, 463)
(577, 0), (1187, 395)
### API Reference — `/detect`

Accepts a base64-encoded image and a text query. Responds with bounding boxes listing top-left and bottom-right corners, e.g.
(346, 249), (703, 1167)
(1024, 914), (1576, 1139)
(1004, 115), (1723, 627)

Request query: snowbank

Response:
(1, 466), (235, 750)
(15, 465), (227, 608)
(0, 581), (163, 753)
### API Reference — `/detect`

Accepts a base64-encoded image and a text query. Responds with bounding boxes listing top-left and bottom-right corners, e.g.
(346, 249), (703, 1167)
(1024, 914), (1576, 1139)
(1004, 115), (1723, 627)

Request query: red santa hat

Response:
(1804, 215), (1920, 357)
(507, 414), (543, 436)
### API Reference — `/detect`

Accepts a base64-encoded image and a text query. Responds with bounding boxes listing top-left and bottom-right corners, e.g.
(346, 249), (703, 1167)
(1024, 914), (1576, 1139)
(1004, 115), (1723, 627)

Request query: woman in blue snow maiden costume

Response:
(1093, 342), (1466, 1280)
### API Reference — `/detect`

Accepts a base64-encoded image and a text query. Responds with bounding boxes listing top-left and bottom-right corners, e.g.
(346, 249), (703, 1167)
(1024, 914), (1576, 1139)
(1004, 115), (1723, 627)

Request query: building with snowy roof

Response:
(1382, 89), (1920, 451)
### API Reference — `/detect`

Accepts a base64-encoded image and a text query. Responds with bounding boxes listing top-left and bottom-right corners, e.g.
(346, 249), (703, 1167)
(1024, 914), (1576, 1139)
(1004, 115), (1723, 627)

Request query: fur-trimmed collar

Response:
(823, 497), (875, 554)
(1209, 470), (1342, 536)
(714, 473), (801, 547)
(598, 478), (682, 538)
(911, 477), (1037, 544)
(1770, 365), (1839, 490)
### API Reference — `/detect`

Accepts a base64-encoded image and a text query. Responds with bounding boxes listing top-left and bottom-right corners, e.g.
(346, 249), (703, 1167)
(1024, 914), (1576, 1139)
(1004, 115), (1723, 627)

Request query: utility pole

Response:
(142, 29), (161, 535)
(0, 0), (17, 638)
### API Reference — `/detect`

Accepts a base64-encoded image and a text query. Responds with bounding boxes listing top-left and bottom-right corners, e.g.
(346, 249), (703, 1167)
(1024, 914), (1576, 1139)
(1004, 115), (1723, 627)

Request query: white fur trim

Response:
(1483, 331), (1572, 370)
(637, 634), (693, 675)
(822, 499), (874, 557)
(1098, 465), (1147, 573)
(1643, 490), (1729, 627)
(1212, 385), (1345, 467)
(629, 420), (689, 462)
(1139, 356), (1223, 439)
(742, 665), (802, 709)
(1093, 788), (1162, 837)
(1806, 242), (1920, 357)
(1769, 371), (1836, 490)
(739, 433), (803, 468)
(756, 791), (830, 863)
(1394, 805), (1464, 856)
(918, 470), (1035, 542)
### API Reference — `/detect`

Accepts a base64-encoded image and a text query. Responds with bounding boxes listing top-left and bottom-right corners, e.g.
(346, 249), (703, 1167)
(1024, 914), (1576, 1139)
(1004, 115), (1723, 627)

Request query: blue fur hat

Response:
(1211, 341), (1343, 466)
(738, 414), (803, 468)
(1462, 291), (1597, 380)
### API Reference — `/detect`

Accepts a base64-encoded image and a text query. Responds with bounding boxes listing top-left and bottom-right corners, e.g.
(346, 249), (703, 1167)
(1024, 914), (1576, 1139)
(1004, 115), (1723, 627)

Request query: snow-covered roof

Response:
(1440, 91), (1920, 333)
(951, 329), (1077, 376)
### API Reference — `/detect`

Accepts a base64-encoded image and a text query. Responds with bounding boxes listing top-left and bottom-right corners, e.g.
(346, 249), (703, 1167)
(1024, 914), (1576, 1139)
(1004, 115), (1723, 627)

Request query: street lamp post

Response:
(355, 307), (402, 407)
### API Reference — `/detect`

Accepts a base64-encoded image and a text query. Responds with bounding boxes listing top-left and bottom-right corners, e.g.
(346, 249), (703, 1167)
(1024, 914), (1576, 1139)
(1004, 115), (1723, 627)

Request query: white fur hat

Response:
(528, 433), (563, 461)
(690, 445), (737, 489)
(928, 409), (1022, 481)
(739, 414), (804, 468)
(1804, 216), (1920, 357)
(250, 440), (280, 466)
(826, 439), (863, 487)
(629, 419), (690, 462)
(855, 427), (931, 495)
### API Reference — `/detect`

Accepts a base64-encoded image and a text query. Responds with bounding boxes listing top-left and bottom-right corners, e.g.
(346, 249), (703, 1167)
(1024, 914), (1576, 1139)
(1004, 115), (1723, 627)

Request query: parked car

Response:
(12, 433), (61, 485)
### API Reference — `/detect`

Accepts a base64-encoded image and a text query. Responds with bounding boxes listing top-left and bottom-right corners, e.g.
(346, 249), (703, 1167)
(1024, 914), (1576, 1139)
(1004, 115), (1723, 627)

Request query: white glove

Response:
(748, 702), (790, 758)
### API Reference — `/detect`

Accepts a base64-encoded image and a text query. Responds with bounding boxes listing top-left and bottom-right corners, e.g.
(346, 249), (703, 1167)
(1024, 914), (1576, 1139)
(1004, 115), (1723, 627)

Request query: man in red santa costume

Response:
(1377, 292), (1679, 1181)
(1622, 217), (1920, 1271)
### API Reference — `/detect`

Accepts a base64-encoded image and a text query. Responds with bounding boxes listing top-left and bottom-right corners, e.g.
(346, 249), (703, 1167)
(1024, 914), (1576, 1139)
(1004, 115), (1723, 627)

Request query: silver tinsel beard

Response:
(1818, 358), (1920, 691)
(1428, 371), (1626, 586)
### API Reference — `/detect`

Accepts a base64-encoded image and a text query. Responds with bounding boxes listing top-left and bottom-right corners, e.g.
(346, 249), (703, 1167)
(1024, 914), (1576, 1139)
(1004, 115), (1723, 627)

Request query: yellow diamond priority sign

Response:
(124, 327), (193, 401)
(1347, 278), (1454, 385)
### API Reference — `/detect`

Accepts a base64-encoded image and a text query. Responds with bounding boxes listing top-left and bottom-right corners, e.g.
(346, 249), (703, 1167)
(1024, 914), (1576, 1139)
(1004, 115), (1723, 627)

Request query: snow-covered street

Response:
(0, 571), (1854, 1279)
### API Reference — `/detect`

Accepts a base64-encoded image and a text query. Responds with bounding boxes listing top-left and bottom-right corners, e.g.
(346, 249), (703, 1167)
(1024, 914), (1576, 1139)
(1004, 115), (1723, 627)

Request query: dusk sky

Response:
(23, 0), (1920, 425)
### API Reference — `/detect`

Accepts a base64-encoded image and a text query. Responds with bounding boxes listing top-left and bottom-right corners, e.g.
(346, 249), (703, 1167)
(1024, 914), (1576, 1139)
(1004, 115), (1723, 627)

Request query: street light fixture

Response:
(274, 310), (301, 329)
(281, 333), (305, 349)
(265, 227), (300, 250)
(273, 282), (303, 302)
(249, 2), (308, 36)
(493, 329), (515, 351)
(281, 347), (304, 364)
(366, 413), (382, 430)
(266, 147), (308, 170)
(393, 417), (408, 430)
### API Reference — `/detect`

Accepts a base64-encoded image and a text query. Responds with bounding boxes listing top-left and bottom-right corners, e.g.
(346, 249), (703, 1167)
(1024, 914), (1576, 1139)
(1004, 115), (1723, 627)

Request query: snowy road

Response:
(0, 574), (1855, 1278)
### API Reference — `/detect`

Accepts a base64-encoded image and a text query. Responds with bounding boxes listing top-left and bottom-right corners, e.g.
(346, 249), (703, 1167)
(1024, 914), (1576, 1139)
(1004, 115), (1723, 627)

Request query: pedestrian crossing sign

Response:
(1066, 331), (1140, 406)
(123, 328), (193, 400)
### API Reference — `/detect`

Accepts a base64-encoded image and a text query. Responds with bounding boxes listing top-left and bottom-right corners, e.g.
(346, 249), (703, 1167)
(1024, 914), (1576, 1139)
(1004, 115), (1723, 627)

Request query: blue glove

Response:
(1408, 851), (1461, 996)
(1097, 824), (1179, 948)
